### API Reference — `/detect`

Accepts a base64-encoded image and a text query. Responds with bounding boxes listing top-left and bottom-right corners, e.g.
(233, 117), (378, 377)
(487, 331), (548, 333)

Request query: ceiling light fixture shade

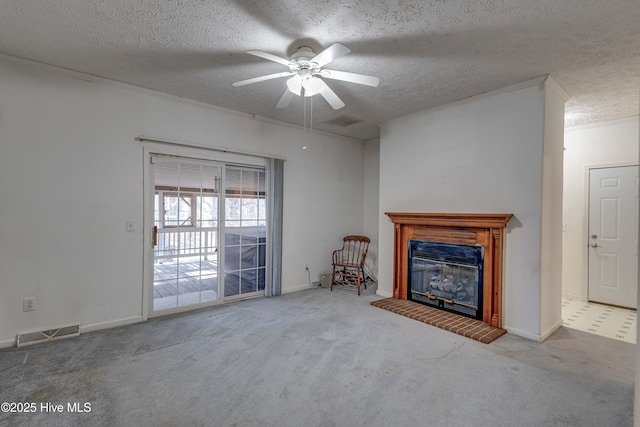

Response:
(302, 76), (323, 97)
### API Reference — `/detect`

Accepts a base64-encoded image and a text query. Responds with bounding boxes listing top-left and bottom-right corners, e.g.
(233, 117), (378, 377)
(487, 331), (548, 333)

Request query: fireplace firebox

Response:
(409, 240), (483, 319)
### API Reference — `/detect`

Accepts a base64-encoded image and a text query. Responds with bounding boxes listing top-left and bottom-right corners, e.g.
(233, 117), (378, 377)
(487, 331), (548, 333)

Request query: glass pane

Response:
(226, 168), (242, 195)
(198, 196), (218, 227)
(178, 196), (192, 225)
(154, 194), (160, 223)
(200, 164), (218, 193)
(258, 171), (265, 195)
(179, 163), (204, 190)
(242, 198), (257, 220)
(258, 198), (266, 220)
(200, 274), (218, 303)
(164, 195), (179, 227)
(154, 160), (181, 189)
(240, 271), (258, 294)
(153, 158), (221, 312)
(225, 197), (241, 221)
(241, 170), (259, 196)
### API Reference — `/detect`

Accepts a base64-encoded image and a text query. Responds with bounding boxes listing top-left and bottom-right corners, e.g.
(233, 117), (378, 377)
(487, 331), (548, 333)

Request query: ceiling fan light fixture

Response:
(234, 43), (378, 110)
(302, 76), (323, 97)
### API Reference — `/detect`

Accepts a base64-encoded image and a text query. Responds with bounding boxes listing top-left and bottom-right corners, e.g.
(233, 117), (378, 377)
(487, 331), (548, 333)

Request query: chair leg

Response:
(330, 266), (335, 291)
(357, 271), (361, 296)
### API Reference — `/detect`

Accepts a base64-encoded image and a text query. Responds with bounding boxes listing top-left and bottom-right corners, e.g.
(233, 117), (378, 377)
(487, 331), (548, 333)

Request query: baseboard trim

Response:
(504, 326), (543, 342)
(80, 315), (143, 334)
(282, 284), (314, 294)
(0, 338), (17, 349)
(540, 320), (564, 341)
(376, 289), (393, 298)
(562, 293), (586, 301)
(506, 319), (564, 342)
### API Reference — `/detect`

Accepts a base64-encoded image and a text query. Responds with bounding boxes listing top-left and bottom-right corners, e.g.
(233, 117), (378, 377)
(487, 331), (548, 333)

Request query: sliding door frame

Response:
(141, 143), (267, 320)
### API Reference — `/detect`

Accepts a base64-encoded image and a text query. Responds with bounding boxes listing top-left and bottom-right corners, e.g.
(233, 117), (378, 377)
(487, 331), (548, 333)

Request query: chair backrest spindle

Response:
(339, 235), (369, 267)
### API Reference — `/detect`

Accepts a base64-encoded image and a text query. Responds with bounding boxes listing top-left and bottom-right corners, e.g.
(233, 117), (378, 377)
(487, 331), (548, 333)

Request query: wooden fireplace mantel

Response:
(386, 212), (513, 328)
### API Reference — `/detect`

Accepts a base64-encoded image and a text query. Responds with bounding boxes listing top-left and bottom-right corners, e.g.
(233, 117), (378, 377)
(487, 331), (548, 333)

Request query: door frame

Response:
(141, 143), (267, 320)
(583, 161), (639, 304)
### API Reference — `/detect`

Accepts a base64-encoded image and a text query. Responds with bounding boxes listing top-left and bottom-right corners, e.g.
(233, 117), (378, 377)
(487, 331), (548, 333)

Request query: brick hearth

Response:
(371, 298), (506, 344)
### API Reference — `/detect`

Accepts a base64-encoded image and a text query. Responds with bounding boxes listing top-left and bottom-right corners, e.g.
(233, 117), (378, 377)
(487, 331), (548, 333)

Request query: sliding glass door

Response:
(148, 155), (268, 315)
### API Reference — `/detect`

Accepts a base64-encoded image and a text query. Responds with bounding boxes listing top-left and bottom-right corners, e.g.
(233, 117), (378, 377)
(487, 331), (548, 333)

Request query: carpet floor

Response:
(0, 286), (635, 427)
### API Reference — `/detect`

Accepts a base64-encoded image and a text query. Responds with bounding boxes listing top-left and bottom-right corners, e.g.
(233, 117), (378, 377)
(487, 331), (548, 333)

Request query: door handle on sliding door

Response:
(153, 226), (158, 246)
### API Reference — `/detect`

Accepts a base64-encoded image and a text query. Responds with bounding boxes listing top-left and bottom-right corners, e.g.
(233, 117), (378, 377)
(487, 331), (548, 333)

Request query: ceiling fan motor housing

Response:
(290, 46), (320, 73)
(290, 46), (316, 62)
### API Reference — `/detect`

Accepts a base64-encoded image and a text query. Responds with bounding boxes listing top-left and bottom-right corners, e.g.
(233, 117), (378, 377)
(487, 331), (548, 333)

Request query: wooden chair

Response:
(331, 235), (370, 295)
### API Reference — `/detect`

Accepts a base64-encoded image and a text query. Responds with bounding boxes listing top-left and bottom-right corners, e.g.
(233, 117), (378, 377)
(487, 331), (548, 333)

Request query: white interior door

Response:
(588, 165), (639, 309)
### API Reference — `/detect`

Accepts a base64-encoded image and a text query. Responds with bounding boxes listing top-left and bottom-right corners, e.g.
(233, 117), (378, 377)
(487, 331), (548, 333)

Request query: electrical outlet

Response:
(23, 297), (36, 312)
(304, 263), (309, 270)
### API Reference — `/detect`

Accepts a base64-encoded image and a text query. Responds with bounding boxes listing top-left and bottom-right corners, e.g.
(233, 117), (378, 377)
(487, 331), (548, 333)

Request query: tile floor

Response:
(562, 297), (637, 344)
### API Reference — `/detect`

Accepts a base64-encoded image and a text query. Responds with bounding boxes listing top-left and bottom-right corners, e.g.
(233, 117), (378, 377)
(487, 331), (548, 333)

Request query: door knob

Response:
(591, 243), (598, 248)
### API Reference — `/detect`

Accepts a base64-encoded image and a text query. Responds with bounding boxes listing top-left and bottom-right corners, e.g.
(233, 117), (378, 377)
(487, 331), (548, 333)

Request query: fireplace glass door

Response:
(409, 241), (483, 319)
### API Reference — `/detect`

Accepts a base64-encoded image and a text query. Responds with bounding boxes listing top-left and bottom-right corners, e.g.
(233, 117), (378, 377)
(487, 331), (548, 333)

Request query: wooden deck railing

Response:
(154, 227), (218, 261)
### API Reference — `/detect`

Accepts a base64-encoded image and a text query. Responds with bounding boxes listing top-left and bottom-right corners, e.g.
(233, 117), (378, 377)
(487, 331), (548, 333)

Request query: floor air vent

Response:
(17, 325), (80, 347)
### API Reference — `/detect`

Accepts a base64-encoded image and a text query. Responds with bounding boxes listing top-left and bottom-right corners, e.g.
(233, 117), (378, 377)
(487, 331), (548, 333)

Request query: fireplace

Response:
(386, 213), (512, 328)
(409, 240), (483, 319)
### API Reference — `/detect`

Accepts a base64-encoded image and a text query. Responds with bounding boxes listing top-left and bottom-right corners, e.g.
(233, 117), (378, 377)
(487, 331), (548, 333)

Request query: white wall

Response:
(363, 139), (380, 280)
(539, 79), (569, 338)
(562, 118), (639, 300)
(378, 77), (564, 340)
(0, 55), (365, 347)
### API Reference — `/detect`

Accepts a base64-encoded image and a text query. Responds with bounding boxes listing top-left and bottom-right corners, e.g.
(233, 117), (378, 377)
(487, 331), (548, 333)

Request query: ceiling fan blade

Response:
(286, 75), (303, 95)
(315, 79), (345, 110)
(232, 72), (294, 87)
(311, 43), (351, 67)
(247, 50), (293, 67)
(276, 90), (295, 109)
(321, 69), (380, 87)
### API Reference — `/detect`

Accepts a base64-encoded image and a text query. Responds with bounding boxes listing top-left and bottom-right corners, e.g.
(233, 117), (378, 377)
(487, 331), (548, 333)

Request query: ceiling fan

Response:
(232, 43), (379, 110)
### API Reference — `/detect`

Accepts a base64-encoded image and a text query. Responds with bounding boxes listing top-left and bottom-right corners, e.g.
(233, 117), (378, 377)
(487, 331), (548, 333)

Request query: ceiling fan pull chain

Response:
(302, 94), (308, 150)
(309, 96), (313, 135)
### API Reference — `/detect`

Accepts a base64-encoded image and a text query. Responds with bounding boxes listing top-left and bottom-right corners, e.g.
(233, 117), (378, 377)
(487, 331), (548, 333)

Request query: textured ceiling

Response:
(0, 0), (638, 141)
